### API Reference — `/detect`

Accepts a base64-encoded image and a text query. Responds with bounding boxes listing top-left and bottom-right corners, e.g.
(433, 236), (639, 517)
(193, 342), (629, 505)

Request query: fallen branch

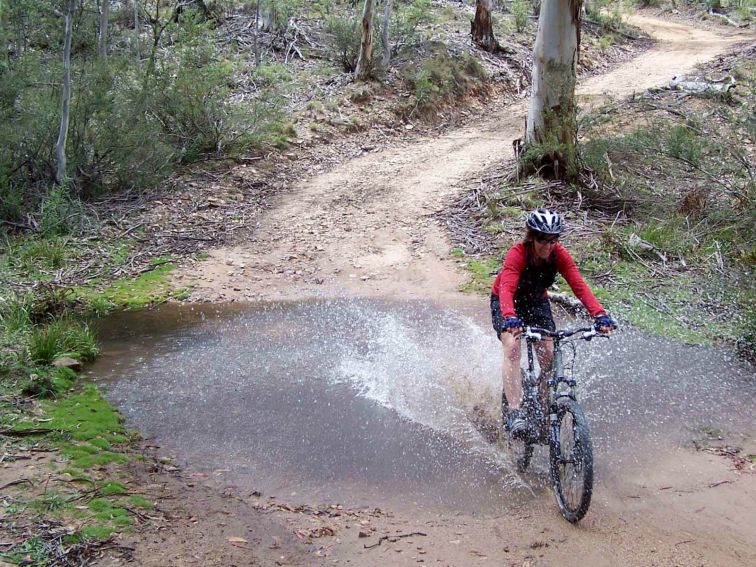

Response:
(364, 531), (427, 549)
(548, 292), (585, 314)
(707, 10), (747, 28)
(0, 478), (33, 490)
(0, 428), (59, 437)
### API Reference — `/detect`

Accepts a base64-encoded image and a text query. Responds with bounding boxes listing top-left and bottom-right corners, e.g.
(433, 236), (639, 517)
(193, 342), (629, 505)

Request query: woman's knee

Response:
(500, 334), (520, 361)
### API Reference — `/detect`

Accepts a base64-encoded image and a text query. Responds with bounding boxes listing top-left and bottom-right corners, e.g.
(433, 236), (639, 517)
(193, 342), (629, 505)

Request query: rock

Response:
(52, 357), (82, 372)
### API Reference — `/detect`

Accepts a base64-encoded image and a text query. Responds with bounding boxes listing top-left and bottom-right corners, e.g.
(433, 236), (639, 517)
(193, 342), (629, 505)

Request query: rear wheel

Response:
(550, 398), (593, 522)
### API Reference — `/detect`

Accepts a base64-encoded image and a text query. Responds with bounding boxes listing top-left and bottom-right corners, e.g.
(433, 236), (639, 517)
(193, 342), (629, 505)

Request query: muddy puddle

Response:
(88, 299), (756, 514)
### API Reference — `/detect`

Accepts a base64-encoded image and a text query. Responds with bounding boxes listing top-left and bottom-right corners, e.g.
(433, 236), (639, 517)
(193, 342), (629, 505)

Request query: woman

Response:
(490, 208), (614, 436)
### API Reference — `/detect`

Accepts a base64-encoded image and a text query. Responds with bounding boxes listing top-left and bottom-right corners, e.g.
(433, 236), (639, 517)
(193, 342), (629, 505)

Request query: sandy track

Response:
(174, 15), (748, 305)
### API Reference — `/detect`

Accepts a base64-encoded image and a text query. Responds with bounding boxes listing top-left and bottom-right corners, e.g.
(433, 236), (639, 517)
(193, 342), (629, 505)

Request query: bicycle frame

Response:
(521, 326), (596, 443)
(514, 324), (607, 522)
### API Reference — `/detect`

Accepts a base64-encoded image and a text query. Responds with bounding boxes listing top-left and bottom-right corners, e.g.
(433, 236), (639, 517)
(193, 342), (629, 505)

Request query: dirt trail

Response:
(174, 15), (749, 305)
(159, 15), (756, 567)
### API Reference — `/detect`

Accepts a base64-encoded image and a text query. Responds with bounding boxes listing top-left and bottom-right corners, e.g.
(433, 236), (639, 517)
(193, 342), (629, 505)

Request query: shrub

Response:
(29, 318), (99, 365)
(394, 0), (433, 48)
(38, 185), (85, 237)
(325, 13), (360, 72)
(512, 0), (530, 32)
(665, 125), (704, 167)
(0, 295), (32, 334)
(0, 178), (24, 224)
(16, 238), (70, 271)
(406, 46), (486, 112)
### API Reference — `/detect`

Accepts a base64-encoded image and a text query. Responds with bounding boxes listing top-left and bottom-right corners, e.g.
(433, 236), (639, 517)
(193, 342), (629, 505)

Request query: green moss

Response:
(100, 482), (128, 496)
(459, 257), (500, 294)
(82, 262), (182, 309)
(12, 385), (130, 469)
(80, 524), (120, 540)
(128, 495), (155, 509)
(22, 366), (79, 399)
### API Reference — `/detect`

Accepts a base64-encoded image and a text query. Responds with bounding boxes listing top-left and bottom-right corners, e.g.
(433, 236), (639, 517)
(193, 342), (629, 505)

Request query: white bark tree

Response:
(55, 0), (75, 185)
(471, 0), (499, 52)
(381, 0), (392, 67)
(356, 0), (375, 80)
(524, 0), (583, 179)
(98, 0), (110, 58)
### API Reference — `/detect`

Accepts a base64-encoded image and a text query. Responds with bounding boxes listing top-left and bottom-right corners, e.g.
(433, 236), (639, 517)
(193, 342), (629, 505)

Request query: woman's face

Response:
(532, 233), (559, 260)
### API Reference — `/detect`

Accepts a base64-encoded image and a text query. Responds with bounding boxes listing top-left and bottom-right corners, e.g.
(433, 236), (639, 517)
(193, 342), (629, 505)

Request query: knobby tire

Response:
(550, 397), (593, 523)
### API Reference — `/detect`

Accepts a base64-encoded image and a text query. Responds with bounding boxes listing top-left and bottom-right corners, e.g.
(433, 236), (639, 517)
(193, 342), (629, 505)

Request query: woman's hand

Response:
(594, 314), (616, 334)
(503, 316), (523, 337)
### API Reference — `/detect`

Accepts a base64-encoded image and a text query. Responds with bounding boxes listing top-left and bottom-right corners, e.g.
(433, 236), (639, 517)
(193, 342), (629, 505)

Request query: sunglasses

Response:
(534, 234), (559, 244)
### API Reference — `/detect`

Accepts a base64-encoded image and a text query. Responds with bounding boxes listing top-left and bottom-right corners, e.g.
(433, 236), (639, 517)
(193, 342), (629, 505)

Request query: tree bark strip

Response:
(98, 0), (110, 58)
(55, 0), (75, 185)
(356, 0), (375, 80)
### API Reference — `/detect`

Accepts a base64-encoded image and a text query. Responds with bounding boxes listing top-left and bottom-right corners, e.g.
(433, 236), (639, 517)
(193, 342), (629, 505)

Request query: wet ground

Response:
(89, 299), (756, 516)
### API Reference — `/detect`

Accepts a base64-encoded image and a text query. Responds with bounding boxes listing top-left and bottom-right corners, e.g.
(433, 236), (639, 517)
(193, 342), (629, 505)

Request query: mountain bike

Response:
(502, 324), (609, 523)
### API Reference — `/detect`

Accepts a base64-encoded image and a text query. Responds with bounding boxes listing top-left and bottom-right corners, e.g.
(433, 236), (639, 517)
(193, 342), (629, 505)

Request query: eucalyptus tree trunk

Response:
(524, 0), (583, 180)
(381, 0), (392, 67)
(471, 0), (499, 52)
(98, 0), (109, 58)
(55, 0), (75, 185)
(356, 0), (375, 80)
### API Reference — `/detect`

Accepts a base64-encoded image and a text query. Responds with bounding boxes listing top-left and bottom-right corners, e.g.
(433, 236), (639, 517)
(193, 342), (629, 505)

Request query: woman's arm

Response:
(492, 243), (526, 318)
(554, 245), (606, 317)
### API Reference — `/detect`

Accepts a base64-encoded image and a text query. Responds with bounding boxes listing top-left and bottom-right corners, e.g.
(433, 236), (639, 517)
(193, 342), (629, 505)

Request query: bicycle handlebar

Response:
(523, 325), (609, 342)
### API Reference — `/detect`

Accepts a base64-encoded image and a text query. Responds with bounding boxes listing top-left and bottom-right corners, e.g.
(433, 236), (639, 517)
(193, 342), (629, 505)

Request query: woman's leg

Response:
(501, 332), (522, 410)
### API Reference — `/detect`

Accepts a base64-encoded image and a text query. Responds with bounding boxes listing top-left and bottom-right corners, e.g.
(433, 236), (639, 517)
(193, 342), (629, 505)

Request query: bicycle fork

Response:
(548, 343), (576, 449)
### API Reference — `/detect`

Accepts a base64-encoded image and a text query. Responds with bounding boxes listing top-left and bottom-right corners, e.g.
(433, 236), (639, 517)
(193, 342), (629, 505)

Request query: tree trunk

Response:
(524, 0), (583, 180)
(254, 0), (261, 67)
(471, 0), (499, 52)
(356, 0), (375, 80)
(98, 0), (109, 58)
(55, 0), (75, 185)
(381, 0), (392, 67)
(134, 0), (141, 68)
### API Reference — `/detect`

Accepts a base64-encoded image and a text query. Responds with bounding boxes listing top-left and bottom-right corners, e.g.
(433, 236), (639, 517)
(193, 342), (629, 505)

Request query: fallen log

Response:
(669, 75), (735, 94)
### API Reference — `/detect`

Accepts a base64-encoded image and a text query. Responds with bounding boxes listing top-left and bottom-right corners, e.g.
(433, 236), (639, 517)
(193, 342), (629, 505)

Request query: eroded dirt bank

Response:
(106, 14), (756, 567)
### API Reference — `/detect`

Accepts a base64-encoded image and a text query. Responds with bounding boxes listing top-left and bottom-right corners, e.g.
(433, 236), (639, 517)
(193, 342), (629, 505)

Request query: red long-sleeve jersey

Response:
(491, 242), (605, 318)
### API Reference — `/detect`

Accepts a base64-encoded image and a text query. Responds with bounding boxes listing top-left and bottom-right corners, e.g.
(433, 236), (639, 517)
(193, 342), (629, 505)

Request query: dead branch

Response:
(0, 478), (34, 490)
(707, 10), (748, 28)
(548, 292), (585, 314)
(364, 531), (427, 549)
(0, 428), (60, 437)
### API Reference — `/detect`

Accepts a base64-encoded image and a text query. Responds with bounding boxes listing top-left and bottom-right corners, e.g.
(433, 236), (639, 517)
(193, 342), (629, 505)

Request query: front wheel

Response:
(549, 398), (593, 523)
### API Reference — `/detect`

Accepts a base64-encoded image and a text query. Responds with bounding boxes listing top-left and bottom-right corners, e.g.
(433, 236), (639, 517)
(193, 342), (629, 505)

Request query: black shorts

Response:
(490, 293), (556, 338)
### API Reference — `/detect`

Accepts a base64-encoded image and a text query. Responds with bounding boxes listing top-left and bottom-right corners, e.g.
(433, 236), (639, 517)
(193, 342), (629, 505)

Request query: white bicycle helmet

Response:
(526, 208), (563, 235)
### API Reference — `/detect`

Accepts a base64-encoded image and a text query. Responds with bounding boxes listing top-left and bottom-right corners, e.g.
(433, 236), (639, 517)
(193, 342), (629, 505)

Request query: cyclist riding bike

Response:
(490, 208), (614, 438)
